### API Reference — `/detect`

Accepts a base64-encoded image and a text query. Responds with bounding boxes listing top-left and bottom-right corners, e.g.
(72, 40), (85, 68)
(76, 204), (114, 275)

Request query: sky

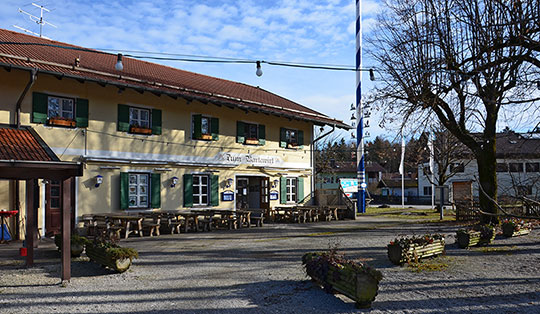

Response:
(0, 0), (386, 142)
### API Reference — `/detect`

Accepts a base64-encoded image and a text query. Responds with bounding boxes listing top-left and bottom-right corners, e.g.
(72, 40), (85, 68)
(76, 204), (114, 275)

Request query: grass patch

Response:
(363, 206), (456, 222)
(472, 246), (517, 254)
(407, 256), (452, 272)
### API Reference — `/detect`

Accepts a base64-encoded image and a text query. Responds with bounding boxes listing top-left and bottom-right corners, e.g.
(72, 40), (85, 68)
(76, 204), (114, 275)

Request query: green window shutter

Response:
(151, 109), (162, 135)
(151, 173), (161, 208)
(258, 124), (266, 146)
(193, 114), (202, 139)
(32, 92), (48, 124)
(236, 121), (245, 143)
(75, 98), (89, 128)
(117, 104), (130, 132)
(120, 172), (129, 210)
(211, 117), (219, 140)
(280, 177), (287, 204)
(298, 130), (304, 148)
(297, 177), (304, 203)
(280, 128), (287, 148)
(211, 175), (219, 206)
(183, 174), (193, 207)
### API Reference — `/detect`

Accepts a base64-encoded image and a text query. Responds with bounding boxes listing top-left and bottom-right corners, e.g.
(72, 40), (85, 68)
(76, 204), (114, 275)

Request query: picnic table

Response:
(92, 214), (144, 239)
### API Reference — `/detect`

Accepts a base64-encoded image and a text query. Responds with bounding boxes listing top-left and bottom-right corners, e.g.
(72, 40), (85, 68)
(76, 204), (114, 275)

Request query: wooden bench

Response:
(141, 213), (161, 236)
(248, 209), (265, 227)
(160, 213), (184, 234)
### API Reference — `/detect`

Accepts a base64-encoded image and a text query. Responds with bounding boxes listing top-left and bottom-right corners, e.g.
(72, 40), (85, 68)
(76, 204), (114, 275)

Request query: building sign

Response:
(217, 152), (283, 167)
(339, 178), (358, 198)
(221, 191), (234, 202)
(269, 190), (279, 200)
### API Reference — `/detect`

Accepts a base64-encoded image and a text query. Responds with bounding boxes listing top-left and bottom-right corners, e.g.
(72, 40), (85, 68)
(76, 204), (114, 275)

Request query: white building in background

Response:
(418, 131), (540, 202)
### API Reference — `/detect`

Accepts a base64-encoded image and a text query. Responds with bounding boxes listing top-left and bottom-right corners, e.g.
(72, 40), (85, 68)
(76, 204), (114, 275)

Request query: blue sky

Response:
(0, 0), (385, 140)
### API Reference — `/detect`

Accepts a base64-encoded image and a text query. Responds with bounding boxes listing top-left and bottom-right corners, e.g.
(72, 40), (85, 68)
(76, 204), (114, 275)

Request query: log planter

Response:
(456, 226), (495, 248)
(54, 234), (89, 257)
(387, 238), (445, 265)
(502, 223), (531, 238)
(86, 243), (138, 273)
(302, 252), (382, 309)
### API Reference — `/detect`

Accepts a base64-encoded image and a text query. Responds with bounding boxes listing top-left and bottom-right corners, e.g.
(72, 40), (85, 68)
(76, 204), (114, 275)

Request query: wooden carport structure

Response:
(0, 126), (83, 282)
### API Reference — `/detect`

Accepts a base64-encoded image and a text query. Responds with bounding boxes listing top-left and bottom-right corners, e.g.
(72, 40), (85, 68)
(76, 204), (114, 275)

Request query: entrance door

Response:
(260, 177), (270, 210)
(236, 178), (249, 209)
(45, 180), (62, 237)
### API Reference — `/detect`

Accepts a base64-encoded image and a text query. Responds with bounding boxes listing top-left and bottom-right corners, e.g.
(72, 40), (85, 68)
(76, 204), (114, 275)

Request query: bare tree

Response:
(368, 0), (540, 223)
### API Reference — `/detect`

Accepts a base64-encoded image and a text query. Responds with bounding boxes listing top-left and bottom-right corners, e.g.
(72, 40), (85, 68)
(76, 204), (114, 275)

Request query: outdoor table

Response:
(273, 206), (300, 223)
(95, 214), (144, 239)
(177, 211), (200, 233)
(0, 210), (18, 243)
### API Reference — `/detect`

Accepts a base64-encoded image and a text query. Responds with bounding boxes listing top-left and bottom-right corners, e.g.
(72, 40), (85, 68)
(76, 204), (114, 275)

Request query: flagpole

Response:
(401, 132), (405, 209)
(430, 130), (435, 210)
(356, 0), (366, 214)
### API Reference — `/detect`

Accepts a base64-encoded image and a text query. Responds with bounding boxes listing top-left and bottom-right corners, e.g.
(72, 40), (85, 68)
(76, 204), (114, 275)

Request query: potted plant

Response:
(302, 249), (383, 309)
(501, 218), (531, 237)
(48, 116), (76, 127)
(86, 236), (138, 273)
(387, 234), (445, 265)
(54, 234), (90, 257)
(200, 134), (213, 140)
(456, 224), (495, 248)
(129, 124), (152, 135)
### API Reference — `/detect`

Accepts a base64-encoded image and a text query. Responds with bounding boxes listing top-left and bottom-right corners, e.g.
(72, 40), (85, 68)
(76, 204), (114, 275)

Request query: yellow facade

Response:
(1, 67), (316, 235)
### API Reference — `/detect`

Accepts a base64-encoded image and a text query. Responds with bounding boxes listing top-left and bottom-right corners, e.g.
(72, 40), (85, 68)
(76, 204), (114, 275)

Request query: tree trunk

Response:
(475, 142), (499, 225)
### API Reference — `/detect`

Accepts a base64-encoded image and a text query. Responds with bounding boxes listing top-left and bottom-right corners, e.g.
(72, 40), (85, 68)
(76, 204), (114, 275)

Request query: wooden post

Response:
(25, 179), (37, 267)
(61, 177), (72, 282)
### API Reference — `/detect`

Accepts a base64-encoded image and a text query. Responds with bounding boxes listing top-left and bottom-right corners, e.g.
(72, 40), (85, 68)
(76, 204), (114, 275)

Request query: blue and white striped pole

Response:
(356, 0), (366, 214)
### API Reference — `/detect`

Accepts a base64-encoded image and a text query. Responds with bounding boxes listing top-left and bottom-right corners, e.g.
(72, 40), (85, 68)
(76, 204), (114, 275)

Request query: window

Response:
(193, 114), (219, 140)
(280, 127), (304, 148)
(236, 121), (265, 145)
(117, 104), (161, 135)
(424, 186), (432, 196)
(48, 96), (74, 119)
(286, 177), (297, 202)
(450, 163), (465, 173)
(497, 163), (508, 172)
(32, 92), (89, 127)
(509, 163), (523, 173)
(193, 175), (209, 206)
(526, 162), (540, 173)
(128, 173), (149, 208)
(129, 107), (150, 128)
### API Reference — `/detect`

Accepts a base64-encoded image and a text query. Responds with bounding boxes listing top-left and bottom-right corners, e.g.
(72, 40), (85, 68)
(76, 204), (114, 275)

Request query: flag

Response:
(399, 135), (405, 175)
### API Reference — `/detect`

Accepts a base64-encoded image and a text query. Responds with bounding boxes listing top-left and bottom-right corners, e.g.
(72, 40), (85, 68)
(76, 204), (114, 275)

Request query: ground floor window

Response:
(280, 176), (304, 204)
(183, 174), (219, 207)
(129, 173), (149, 208)
(193, 175), (209, 206)
(286, 178), (297, 202)
(423, 186), (432, 196)
(120, 172), (161, 210)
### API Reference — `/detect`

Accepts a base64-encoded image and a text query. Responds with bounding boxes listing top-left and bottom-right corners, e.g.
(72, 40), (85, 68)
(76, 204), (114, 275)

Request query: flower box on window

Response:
(48, 117), (76, 127)
(245, 138), (259, 145)
(129, 125), (152, 135)
(287, 143), (298, 149)
(201, 134), (213, 140)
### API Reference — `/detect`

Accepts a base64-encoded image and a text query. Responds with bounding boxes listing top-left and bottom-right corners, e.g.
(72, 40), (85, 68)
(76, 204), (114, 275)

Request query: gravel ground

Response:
(0, 216), (539, 314)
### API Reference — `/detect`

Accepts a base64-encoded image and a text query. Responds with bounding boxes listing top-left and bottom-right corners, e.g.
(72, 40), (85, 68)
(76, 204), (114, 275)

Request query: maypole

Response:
(356, 0), (366, 214)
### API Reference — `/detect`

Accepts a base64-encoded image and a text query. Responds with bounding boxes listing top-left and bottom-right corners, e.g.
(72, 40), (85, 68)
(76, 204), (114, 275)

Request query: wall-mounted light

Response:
(369, 68), (375, 81)
(170, 176), (179, 188)
(226, 178), (234, 188)
(272, 179), (279, 188)
(115, 53), (124, 71)
(95, 175), (103, 188)
(256, 61), (263, 77)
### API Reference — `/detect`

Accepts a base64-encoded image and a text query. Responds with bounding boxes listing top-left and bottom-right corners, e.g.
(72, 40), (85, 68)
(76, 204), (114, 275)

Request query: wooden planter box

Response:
(303, 253), (381, 309)
(387, 239), (445, 265)
(49, 117), (76, 127)
(502, 224), (531, 237)
(86, 244), (135, 273)
(201, 134), (213, 140)
(130, 126), (152, 135)
(456, 230), (495, 248)
(245, 138), (259, 145)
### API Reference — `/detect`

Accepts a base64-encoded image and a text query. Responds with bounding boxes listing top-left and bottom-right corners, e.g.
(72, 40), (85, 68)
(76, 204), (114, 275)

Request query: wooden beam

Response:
(25, 179), (37, 267)
(61, 177), (72, 282)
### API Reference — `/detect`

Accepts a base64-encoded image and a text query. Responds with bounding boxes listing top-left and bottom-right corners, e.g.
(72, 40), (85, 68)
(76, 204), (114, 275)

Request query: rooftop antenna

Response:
(14, 3), (56, 39)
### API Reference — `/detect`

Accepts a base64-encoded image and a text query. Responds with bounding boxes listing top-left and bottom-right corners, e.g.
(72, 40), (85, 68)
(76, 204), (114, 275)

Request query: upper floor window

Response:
(526, 162), (540, 173)
(117, 104), (161, 135)
(280, 127), (304, 149)
(129, 107), (150, 128)
(193, 114), (219, 141)
(32, 92), (88, 128)
(509, 162), (523, 173)
(48, 96), (74, 119)
(497, 163), (508, 172)
(236, 121), (265, 145)
(450, 163), (465, 173)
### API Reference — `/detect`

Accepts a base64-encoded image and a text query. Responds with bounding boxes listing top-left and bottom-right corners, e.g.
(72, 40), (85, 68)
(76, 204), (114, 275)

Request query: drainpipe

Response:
(16, 68), (38, 128)
(13, 69), (38, 240)
(311, 124), (336, 204)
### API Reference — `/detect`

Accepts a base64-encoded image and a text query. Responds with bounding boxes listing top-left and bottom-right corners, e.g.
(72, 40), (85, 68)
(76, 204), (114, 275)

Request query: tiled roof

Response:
(0, 29), (350, 129)
(0, 125), (58, 161)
